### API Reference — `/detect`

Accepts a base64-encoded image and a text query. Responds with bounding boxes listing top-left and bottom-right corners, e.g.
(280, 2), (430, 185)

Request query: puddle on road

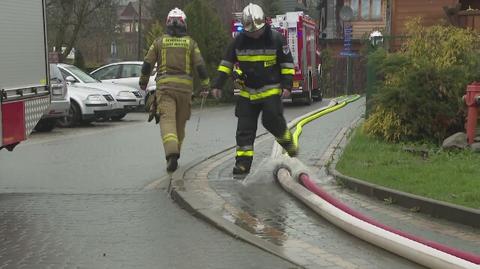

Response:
(208, 154), (332, 246)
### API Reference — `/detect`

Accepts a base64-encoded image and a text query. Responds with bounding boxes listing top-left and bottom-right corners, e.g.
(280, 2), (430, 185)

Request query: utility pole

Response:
(137, 0), (142, 60)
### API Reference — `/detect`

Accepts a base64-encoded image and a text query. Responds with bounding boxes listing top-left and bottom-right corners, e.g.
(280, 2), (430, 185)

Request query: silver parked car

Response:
(90, 61), (156, 101)
(34, 64), (70, 132)
(57, 83), (117, 127)
(58, 63), (143, 120)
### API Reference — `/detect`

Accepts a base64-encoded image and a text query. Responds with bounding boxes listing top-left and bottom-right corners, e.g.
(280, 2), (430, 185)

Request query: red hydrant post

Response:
(465, 82), (480, 144)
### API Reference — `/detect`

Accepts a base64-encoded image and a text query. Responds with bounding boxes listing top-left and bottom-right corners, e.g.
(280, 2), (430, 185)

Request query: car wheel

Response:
(111, 113), (127, 121)
(34, 118), (56, 132)
(57, 101), (80, 128)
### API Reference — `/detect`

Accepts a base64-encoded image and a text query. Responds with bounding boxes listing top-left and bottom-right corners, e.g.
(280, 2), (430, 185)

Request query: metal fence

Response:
(322, 54), (367, 98)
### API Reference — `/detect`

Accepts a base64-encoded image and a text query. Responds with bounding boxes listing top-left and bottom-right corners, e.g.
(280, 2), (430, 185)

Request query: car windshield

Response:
(64, 65), (99, 83)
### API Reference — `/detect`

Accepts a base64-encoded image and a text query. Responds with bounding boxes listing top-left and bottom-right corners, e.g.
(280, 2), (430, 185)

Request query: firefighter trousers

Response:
(235, 95), (294, 166)
(156, 89), (191, 160)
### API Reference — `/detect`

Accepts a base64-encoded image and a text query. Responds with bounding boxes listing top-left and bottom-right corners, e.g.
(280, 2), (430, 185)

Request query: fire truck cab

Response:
(271, 12), (322, 105)
(0, 0), (51, 151)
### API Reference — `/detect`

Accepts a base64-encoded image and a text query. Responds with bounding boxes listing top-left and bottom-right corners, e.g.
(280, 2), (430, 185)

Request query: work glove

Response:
(139, 75), (149, 91)
(148, 111), (160, 124)
(281, 89), (291, 98)
(234, 78), (245, 86)
(145, 94), (159, 124)
(145, 93), (155, 112)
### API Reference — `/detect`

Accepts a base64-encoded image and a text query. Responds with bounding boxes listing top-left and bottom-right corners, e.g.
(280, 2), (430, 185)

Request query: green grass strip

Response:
(337, 129), (480, 209)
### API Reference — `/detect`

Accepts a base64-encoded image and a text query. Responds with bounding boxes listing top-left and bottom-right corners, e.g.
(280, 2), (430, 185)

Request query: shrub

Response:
(364, 18), (480, 143)
(363, 106), (412, 142)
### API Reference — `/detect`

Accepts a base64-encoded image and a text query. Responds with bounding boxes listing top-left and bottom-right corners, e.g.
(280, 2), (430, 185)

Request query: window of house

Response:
(345, 0), (382, 20)
(350, 0), (359, 18)
(123, 23), (134, 33)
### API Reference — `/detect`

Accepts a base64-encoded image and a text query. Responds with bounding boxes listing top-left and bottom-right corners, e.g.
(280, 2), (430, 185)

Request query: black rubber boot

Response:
(166, 155), (179, 173)
(232, 160), (251, 175)
(286, 140), (299, 157)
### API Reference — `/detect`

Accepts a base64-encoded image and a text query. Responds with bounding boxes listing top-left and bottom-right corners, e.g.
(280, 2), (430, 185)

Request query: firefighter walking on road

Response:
(140, 7), (210, 173)
(211, 3), (298, 176)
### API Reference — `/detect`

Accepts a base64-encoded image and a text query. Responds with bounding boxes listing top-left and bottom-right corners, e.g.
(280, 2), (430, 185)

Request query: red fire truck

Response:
(0, 0), (51, 151)
(271, 12), (322, 105)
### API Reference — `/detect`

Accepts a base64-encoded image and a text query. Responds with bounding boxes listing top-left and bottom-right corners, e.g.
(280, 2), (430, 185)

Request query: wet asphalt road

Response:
(0, 101), (330, 193)
(0, 100), (330, 268)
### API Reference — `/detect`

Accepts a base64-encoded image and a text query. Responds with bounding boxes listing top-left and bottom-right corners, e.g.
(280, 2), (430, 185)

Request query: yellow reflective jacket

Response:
(142, 34), (210, 94)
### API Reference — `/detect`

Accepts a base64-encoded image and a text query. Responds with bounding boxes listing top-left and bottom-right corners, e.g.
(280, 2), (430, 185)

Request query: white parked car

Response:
(57, 63), (143, 120)
(90, 61), (156, 101)
(57, 83), (117, 127)
(34, 64), (70, 132)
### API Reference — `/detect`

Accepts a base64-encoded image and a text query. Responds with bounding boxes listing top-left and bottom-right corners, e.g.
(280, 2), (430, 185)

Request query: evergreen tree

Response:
(184, 0), (230, 99)
(184, 0), (229, 75)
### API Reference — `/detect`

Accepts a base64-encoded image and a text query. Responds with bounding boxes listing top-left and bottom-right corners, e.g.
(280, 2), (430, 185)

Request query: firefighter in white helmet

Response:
(211, 3), (298, 176)
(140, 7), (210, 173)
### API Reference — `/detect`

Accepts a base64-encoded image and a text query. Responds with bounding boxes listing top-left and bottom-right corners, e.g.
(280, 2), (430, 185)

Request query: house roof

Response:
(117, 1), (151, 22)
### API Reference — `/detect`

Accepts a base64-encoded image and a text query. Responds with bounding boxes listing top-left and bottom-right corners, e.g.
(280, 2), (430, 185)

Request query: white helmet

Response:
(166, 7), (187, 29)
(242, 3), (265, 33)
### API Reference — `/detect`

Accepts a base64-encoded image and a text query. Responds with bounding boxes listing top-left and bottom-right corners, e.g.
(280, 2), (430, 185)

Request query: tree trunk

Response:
(62, 3), (87, 59)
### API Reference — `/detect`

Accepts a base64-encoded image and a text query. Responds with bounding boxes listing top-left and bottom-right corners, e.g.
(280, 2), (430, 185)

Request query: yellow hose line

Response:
(292, 95), (361, 146)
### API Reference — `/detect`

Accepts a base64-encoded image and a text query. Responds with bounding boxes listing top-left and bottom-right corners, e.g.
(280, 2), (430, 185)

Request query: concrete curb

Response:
(324, 119), (480, 229)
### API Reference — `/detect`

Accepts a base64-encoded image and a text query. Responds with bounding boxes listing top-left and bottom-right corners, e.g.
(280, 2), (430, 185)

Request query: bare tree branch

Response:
(47, 0), (117, 59)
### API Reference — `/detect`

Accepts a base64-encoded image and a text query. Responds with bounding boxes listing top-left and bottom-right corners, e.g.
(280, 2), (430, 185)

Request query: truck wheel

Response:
(57, 101), (80, 128)
(34, 118), (56, 132)
(305, 74), (313, 105)
(313, 89), (323, 102)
